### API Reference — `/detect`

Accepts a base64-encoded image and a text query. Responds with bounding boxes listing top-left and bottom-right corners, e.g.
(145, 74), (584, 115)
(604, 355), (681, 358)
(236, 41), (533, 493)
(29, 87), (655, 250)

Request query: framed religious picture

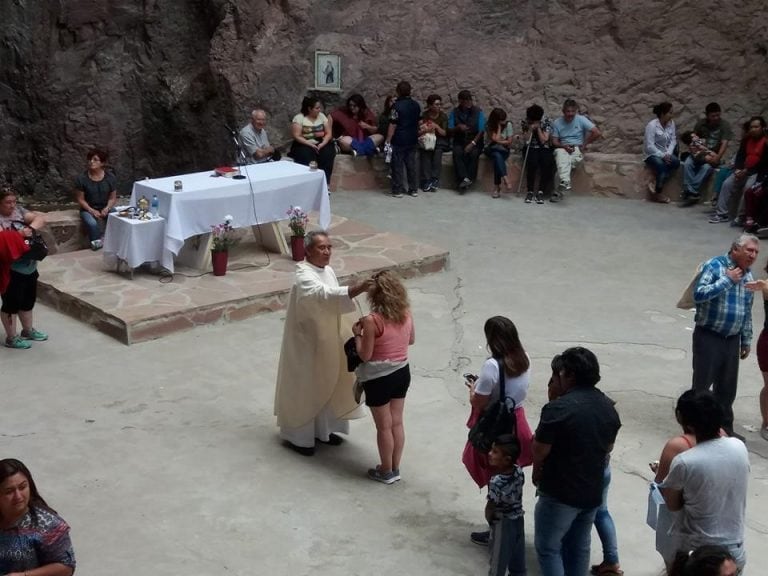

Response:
(314, 51), (341, 92)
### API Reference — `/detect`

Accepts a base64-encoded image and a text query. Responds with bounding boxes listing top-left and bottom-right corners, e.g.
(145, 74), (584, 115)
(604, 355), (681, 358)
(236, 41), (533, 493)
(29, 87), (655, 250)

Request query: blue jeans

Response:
(594, 465), (619, 565)
(683, 156), (714, 197)
(80, 209), (108, 242)
(486, 146), (510, 185)
(645, 155), (680, 194)
(535, 493), (597, 576)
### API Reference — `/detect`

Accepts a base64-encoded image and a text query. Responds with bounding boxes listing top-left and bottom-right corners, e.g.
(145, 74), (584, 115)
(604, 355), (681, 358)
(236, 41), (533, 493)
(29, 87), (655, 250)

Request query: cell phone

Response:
(463, 373), (477, 382)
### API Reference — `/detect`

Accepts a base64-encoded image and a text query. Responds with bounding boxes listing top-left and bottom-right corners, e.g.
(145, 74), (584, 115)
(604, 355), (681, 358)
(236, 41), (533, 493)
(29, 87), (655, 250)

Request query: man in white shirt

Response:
(274, 231), (373, 456)
(239, 108), (279, 164)
(550, 99), (601, 202)
(661, 391), (749, 570)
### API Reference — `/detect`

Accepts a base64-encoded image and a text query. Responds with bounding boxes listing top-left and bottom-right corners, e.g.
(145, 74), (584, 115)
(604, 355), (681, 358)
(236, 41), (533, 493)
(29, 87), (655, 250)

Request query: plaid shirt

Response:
(693, 253), (754, 344)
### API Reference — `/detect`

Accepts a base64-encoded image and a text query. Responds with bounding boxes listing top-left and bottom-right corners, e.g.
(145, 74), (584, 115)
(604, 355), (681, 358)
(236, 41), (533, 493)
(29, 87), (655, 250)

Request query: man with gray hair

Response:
(239, 108), (279, 164)
(274, 230), (373, 456)
(692, 233), (759, 439)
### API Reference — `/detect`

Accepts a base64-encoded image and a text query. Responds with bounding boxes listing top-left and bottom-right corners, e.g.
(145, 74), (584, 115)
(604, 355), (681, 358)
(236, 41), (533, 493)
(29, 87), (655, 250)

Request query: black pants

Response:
(392, 145), (418, 193)
(691, 325), (741, 431)
(524, 147), (555, 194)
(452, 143), (480, 185)
(419, 147), (444, 188)
(290, 142), (336, 185)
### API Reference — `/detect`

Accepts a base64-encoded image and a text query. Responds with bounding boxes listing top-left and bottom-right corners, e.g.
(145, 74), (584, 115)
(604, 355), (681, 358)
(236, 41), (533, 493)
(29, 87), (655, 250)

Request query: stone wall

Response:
(1, 0), (766, 202)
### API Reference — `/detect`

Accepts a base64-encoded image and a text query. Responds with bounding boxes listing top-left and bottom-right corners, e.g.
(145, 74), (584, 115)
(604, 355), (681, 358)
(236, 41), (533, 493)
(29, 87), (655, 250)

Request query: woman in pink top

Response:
(352, 271), (415, 484)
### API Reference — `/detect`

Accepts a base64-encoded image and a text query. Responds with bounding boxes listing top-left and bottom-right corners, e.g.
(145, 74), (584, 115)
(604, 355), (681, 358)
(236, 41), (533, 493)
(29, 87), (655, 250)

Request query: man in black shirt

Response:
(385, 80), (421, 198)
(532, 347), (621, 576)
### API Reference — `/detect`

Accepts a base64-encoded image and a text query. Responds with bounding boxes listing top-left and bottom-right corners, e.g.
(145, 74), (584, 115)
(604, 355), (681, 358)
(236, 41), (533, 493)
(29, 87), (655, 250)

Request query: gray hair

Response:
(250, 108), (267, 120)
(731, 233), (759, 251)
(304, 229), (329, 249)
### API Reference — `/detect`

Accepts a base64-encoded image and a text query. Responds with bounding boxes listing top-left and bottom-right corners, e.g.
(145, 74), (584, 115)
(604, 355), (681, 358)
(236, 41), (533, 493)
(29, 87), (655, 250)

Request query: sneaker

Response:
(732, 217), (746, 228)
(458, 177), (471, 192)
(5, 336), (31, 349)
(708, 213), (730, 223)
(408, 189), (419, 197)
(550, 191), (563, 203)
(90, 239), (103, 251)
(390, 191), (404, 198)
(21, 328), (48, 341)
(367, 467), (399, 484)
(524, 191), (534, 204)
(470, 530), (490, 546)
(535, 191), (545, 204)
(429, 179), (439, 191)
(760, 426), (768, 441)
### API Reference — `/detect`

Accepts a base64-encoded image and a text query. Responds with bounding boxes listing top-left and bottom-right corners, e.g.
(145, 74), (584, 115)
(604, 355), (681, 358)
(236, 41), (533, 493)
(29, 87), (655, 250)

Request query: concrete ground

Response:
(4, 188), (768, 575)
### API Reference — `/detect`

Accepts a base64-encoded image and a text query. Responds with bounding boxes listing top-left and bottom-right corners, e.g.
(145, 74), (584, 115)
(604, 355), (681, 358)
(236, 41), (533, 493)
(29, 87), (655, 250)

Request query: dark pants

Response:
(452, 143), (480, 186)
(419, 147), (444, 188)
(392, 145), (418, 193)
(490, 515), (526, 576)
(290, 142), (336, 185)
(525, 147), (555, 194)
(485, 146), (510, 186)
(692, 325), (741, 431)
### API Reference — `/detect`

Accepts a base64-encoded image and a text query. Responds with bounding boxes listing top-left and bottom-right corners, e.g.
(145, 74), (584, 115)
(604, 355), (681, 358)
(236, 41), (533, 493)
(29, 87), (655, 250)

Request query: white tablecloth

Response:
(103, 214), (166, 269)
(130, 161), (330, 272)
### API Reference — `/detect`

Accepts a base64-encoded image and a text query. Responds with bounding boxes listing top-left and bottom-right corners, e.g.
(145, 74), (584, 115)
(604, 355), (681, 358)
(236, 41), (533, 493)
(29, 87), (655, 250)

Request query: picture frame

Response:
(314, 51), (341, 92)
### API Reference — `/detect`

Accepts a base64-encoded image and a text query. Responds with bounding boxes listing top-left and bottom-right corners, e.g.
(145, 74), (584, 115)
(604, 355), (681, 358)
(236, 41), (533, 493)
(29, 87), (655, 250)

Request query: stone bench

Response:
(330, 151), (689, 200)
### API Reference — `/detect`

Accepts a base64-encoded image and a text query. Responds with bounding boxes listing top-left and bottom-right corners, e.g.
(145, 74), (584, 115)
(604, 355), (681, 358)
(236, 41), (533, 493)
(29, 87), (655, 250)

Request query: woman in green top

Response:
(290, 96), (336, 185)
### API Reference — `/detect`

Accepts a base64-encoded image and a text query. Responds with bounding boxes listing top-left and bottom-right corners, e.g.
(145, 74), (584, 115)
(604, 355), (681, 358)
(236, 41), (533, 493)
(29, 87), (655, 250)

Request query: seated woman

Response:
(418, 94), (449, 192)
(463, 315), (534, 546)
(74, 147), (118, 250)
(483, 108), (514, 198)
(352, 270), (415, 485)
(290, 96), (336, 185)
(330, 94), (383, 157)
(643, 102), (680, 203)
(521, 104), (555, 204)
(0, 458), (76, 575)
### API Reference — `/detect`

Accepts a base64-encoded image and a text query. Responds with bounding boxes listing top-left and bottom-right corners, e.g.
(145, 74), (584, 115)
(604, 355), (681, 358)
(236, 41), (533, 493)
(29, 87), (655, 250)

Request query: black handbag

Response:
(344, 336), (362, 372)
(12, 220), (48, 261)
(467, 360), (517, 453)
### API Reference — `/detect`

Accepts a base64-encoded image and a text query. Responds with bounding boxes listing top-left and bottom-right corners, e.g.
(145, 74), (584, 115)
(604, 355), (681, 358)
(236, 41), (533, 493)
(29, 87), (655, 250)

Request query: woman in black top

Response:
(73, 147), (117, 250)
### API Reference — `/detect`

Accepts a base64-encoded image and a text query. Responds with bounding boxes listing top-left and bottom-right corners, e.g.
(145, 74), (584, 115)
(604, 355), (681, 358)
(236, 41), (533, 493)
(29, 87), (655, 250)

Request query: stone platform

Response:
(36, 215), (449, 345)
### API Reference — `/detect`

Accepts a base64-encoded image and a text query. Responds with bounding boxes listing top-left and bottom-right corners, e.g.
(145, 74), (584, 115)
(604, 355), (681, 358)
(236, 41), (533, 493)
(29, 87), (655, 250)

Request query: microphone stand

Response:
(225, 122), (247, 180)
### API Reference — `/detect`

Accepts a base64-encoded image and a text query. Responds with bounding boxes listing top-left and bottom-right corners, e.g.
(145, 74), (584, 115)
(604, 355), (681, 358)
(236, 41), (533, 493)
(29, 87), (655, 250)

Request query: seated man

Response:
(239, 108), (280, 164)
(682, 102), (733, 203)
(709, 116), (767, 223)
(550, 99), (601, 202)
(448, 90), (485, 194)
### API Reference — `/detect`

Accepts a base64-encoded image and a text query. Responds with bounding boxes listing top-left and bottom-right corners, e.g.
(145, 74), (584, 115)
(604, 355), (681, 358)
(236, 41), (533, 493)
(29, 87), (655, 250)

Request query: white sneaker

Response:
(90, 239), (103, 251)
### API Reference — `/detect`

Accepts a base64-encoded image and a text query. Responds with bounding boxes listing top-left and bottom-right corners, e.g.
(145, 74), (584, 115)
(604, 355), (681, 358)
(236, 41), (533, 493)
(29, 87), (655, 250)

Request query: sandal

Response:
(492, 188), (501, 199)
(649, 193), (670, 204)
(590, 564), (623, 576)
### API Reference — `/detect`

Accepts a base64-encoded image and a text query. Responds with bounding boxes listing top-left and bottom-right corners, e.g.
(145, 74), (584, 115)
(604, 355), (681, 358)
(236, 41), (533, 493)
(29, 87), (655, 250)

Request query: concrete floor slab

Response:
(3, 189), (768, 576)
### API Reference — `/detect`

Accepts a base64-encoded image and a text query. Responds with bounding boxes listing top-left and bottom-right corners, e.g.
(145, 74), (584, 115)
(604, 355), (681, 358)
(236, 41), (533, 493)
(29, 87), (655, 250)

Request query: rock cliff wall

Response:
(1, 0), (766, 201)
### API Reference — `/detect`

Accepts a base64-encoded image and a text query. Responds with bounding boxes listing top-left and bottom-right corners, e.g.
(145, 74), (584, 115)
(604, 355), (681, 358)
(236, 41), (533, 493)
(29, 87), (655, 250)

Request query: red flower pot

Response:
(211, 250), (228, 276)
(290, 235), (305, 261)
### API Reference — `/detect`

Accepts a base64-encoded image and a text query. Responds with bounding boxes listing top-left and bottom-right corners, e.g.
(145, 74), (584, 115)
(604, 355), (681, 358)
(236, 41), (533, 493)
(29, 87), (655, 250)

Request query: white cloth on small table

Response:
(103, 214), (166, 269)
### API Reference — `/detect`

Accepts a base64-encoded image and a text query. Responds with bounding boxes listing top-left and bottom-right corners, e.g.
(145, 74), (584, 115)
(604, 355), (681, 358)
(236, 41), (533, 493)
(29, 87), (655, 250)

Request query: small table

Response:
(103, 214), (166, 276)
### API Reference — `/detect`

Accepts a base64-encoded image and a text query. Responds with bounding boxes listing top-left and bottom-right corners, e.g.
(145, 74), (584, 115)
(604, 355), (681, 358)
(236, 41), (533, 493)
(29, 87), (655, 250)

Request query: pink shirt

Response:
(369, 312), (413, 362)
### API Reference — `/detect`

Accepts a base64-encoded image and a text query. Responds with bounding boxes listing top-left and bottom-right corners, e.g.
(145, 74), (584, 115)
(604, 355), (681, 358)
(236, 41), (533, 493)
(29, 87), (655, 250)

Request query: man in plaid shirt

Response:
(692, 233), (759, 439)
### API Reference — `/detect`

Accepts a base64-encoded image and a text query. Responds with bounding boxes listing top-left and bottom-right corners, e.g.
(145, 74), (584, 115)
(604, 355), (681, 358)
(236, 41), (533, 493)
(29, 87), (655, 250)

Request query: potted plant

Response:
(286, 205), (309, 261)
(210, 215), (237, 276)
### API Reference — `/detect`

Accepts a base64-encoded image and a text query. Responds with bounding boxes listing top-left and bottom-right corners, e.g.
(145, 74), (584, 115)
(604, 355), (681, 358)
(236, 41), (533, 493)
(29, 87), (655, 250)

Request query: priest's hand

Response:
(348, 277), (374, 298)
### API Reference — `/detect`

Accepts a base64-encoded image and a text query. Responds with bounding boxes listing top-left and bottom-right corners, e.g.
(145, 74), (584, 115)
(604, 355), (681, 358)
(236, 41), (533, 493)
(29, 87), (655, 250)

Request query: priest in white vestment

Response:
(274, 230), (373, 456)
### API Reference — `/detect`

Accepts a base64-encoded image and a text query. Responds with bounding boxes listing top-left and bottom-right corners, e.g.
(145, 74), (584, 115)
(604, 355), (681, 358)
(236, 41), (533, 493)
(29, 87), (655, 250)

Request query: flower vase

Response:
(211, 250), (228, 276)
(290, 235), (305, 261)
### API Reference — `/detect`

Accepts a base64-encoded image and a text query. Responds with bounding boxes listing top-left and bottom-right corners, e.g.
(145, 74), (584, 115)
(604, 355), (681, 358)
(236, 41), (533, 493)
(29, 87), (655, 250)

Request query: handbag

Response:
(418, 132), (436, 151)
(12, 220), (48, 262)
(467, 360), (517, 453)
(676, 262), (704, 309)
(344, 336), (362, 372)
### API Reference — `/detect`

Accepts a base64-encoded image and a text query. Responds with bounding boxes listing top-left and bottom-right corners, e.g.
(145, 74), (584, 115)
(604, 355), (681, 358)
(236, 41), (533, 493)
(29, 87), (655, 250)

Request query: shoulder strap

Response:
(497, 359), (506, 399)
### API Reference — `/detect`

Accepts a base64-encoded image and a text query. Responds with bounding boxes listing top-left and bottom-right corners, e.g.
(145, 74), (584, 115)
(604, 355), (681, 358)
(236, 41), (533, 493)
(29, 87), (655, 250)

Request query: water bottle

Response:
(151, 194), (159, 218)
(384, 142), (392, 164)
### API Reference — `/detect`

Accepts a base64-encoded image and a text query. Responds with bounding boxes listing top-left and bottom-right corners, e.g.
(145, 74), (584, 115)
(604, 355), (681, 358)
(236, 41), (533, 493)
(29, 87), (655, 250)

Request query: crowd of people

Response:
(268, 228), (758, 576)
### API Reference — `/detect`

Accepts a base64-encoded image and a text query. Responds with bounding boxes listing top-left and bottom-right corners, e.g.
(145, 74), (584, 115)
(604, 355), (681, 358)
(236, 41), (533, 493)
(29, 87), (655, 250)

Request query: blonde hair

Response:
(368, 270), (409, 324)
